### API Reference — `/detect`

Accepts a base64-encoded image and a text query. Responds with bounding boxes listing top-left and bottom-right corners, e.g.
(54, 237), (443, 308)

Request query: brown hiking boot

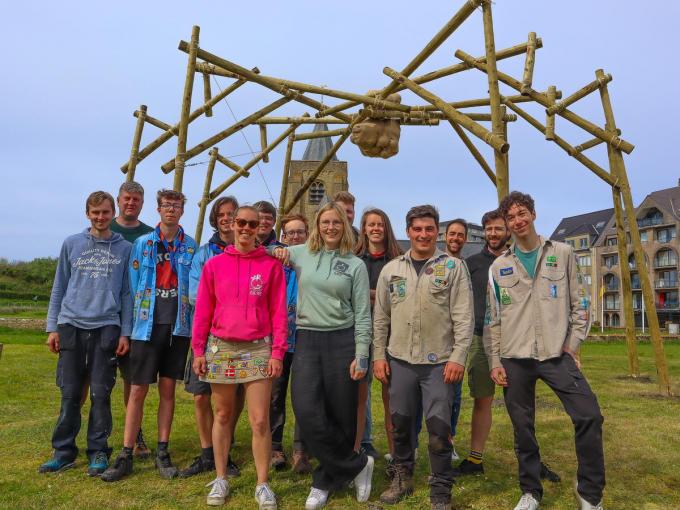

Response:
(133, 429), (151, 459)
(430, 499), (451, 510)
(291, 450), (312, 474)
(379, 464), (414, 504)
(270, 450), (287, 470)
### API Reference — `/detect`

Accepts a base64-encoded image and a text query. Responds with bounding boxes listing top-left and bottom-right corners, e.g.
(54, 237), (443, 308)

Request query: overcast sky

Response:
(2, 0), (678, 260)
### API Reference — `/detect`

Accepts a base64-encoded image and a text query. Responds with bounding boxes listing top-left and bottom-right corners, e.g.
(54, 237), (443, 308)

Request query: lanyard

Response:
(209, 242), (226, 255)
(156, 225), (184, 272)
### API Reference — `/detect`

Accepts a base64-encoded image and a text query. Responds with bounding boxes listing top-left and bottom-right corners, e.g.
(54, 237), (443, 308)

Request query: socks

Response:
(122, 446), (133, 457)
(467, 450), (483, 464)
(202, 446), (214, 461)
(157, 441), (169, 452)
(136, 429), (144, 444)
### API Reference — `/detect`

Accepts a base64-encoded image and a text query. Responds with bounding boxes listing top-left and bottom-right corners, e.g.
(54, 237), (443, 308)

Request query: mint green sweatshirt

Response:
(287, 244), (372, 359)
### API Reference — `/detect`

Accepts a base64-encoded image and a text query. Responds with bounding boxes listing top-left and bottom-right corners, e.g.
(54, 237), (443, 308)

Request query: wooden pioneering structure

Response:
(118, 1), (672, 394)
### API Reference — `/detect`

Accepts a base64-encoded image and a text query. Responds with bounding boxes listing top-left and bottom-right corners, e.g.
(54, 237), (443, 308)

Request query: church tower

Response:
(283, 123), (348, 226)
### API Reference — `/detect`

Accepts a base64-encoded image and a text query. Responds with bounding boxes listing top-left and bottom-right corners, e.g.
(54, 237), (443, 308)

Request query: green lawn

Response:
(1, 338), (679, 509)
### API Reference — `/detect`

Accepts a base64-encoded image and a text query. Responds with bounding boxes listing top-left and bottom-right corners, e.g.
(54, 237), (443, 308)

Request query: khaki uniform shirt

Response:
(373, 249), (474, 365)
(484, 237), (591, 370)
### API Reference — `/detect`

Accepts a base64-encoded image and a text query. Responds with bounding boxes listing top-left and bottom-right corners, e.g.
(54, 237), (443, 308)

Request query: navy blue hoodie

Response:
(47, 229), (133, 336)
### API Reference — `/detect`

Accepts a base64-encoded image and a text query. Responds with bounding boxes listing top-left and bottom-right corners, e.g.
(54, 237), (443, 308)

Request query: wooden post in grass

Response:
(481, 0), (509, 201)
(275, 133), (296, 238)
(195, 147), (219, 244)
(126, 104), (147, 182)
(173, 25), (200, 191)
(596, 69), (670, 393)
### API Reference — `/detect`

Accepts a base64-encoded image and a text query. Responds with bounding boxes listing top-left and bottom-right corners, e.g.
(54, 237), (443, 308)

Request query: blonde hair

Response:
(307, 202), (355, 255)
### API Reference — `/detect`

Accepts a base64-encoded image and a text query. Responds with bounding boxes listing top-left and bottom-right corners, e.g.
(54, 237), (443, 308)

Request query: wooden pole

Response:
(195, 62), (243, 80)
(547, 73), (612, 116)
(413, 93), (557, 111)
(596, 69), (669, 393)
(215, 153), (247, 175)
(503, 98), (617, 187)
(173, 25), (200, 191)
(136, 111), (171, 132)
(545, 85), (557, 141)
(120, 77), (248, 172)
(161, 96), (292, 173)
(202, 73), (213, 118)
(294, 128), (348, 141)
(449, 120), (496, 185)
(481, 0), (509, 201)
(126, 104), (147, 182)
(383, 67), (509, 154)
(208, 119), (303, 201)
(521, 32), (537, 95)
(275, 133), (296, 238)
(317, 37), (543, 119)
(259, 125), (269, 163)
(575, 130), (621, 152)
(195, 147), (219, 244)
(455, 49), (635, 154)
(283, 129), (352, 215)
(362, 109), (515, 123)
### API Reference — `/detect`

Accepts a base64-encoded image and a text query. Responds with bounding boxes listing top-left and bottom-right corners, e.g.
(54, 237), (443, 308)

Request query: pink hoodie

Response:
(192, 245), (288, 360)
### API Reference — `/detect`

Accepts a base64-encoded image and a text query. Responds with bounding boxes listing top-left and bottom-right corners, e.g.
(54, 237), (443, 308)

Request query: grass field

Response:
(1, 331), (679, 510)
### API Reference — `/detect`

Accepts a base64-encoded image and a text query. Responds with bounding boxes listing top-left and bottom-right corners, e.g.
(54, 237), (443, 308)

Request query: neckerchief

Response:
(208, 232), (228, 255)
(156, 224), (184, 272)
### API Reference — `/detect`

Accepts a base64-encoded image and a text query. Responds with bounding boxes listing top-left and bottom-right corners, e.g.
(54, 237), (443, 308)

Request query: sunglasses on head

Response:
(234, 218), (260, 229)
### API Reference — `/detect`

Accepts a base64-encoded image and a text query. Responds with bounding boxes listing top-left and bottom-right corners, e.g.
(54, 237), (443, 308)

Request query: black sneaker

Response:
(227, 455), (241, 478)
(101, 451), (133, 482)
(361, 443), (380, 459)
(155, 450), (179, 479)
(540, 462), (561, 483)
(178, 454), (215, 478)
(453, 458), (484, 476)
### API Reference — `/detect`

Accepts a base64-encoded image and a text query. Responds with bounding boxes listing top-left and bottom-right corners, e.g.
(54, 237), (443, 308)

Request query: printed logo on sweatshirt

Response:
(333, 260), (350, 276)
(250, 274), (264, 296)
(73, 248), (124, 278)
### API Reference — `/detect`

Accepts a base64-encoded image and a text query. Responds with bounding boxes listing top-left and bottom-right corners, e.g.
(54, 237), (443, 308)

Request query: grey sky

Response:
(2, 0), (677, 260)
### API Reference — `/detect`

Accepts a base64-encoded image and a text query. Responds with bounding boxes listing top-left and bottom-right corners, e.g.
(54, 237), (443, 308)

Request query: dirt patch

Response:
(637, 392), (680, 402)
(0, 317), (45, 330)
(614, 375), (653, 383)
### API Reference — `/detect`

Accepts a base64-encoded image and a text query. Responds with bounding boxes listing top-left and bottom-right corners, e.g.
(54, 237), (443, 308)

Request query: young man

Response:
(373, 205), (474, 510)
(269, 214), (312, 474)
(109, 181), (154, 458)
(333, 190), (360, 241)
(40, 191), (132, 476)
(253, 200), (281, 247)
(486, 191), (604, 510)
(102, 189), (197, 482)
(179, 196), (242, 479)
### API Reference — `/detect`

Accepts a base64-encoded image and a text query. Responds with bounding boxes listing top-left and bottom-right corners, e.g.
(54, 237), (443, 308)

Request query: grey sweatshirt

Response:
(46, 229), (133, 336)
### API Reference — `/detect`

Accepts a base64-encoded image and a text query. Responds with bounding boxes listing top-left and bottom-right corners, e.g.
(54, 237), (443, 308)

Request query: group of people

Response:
(42, 181), (606, 510)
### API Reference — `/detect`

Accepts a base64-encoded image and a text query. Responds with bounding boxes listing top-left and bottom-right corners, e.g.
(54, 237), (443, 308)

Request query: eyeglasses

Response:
(284, 229), (307, 237)
(159, 203), (183, 211)
(320, 220), (343, 227)
(234, 218), (260, 229)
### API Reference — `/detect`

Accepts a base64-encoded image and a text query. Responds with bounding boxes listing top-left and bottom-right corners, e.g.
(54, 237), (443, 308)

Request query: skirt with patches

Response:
(201, 335), (271, 384)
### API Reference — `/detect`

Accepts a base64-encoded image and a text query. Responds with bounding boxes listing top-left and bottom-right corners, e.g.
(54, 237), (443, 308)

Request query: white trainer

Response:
(513, 493), (540, 510)
(575, 481), (603, 510)
(451, 446), (460, 462)
(255, 482), (277, 510)
(206, 477), (229, 506)
(305, 487), (329, 510)
(354, 454), (374, 502)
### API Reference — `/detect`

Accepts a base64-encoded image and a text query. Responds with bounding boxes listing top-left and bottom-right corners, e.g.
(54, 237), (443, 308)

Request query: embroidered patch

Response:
(447, 259), (455, 269)
(140, 309), (148, 321)
(425, 267), (434, 275)
(578, 288), (586, 297)
(550, 284), (558, 298)
(146, 239), (153, 246)
(500, 267), (513, 276)
(179, 245), (186, 253)
(132, 260), (139, 270)
(396, 280), (406, 297)
(500, 288), (512, 306)
(187, 247), (194, 254)
(433, 278), (447, 288)
(144, 288), (151, 297)
(547, 255), (557, 263)
(434, 265), (445, 277)
(333, 260), (349, 275)
(427, 353), (438, 362)
(211, 344), (219, 354)
(250, 274), (264, 296)
(143, 250), (149, 257)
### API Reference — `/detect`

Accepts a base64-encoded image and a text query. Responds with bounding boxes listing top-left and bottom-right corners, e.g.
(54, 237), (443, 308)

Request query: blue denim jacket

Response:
(129, 229), (197, 340)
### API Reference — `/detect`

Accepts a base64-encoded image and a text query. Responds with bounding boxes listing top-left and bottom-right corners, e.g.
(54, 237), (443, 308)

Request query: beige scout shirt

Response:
(373, 249), (474, 365)
(484, 236), (591, 370)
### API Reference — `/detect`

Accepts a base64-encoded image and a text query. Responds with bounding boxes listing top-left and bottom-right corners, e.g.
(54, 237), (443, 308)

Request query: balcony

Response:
(654, 260), (678, 269)
(638, 217), (664, 228)
(657, 302), (680, 309)
(603, 304), (620, 311)
(604, 283), (620, 291)
(655, 279), (679, 289)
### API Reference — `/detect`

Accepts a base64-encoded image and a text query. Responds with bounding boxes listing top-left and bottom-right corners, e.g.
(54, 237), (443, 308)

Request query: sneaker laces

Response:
(92, 451), (108, 465)
(156, 451), (173, 468)
(308, 488), (326, 501)
(206, 477), (228, 495)
(517, 493), (537, 509)
(256, 483), (275, 502)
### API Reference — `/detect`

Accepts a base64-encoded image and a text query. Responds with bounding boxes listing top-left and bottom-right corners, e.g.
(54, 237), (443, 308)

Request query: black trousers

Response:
(291, 328), (368, 491)
(52, 324), (119, 461)
(502, 354), (605, 505)
(388, 358), (455, 501)
(270, 351), (304, 452)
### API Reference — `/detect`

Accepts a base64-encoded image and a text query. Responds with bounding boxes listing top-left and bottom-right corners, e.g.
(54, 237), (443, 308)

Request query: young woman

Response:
(192, 205), (286, 509)
(272, 202), (374, 510)
(354, 208), (403, 468)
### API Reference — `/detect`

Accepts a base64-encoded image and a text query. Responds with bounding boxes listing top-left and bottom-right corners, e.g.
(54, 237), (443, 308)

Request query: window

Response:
(631, 272), (640, 289)
(308, 181), (325, 205)
(604, 294), (620, 310)
(656, 270), (678, 288)
(658, 290), (679, 309)
(633, 292), (642, 309)
(567, 240), (575, 247)
(656, 227), (677, 244)
(655, 249), (678, 268)
(579, 238), (588, 249)
(577, 255), (591, 267)
(604, 273), (620, 291)
(611, 313), (620, 327)
(603, 254), (618, 268)
(595, 221), (605, 229)
(606, 237), (617, 246)
(638, 209), (664, 228)
(583, 274), (592, 286)
(641, 231), (648, 243)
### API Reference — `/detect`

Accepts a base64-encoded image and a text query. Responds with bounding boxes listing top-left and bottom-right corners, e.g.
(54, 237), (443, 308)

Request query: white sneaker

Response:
(513, 493), (540, 510)
(384, 453), (393, 463)
(206, 477), (229, 506)
(354, 454), (374, 502)
(451, 446), (460, 462)
(255, 483), (277, 510)
(575, 481), (603, 510)
(305, 487), (329, 510)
